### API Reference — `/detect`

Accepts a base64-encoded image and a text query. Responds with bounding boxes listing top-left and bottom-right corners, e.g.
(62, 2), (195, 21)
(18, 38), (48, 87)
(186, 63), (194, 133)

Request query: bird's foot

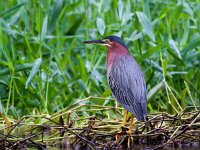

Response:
(114, 127), (134, 148)
(114, 126), (128, 144)
(126, 130), (133, 148)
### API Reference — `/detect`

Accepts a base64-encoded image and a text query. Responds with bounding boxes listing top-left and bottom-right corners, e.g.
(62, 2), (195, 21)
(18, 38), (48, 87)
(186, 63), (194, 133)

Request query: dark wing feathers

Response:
(108, 55), (147, 121)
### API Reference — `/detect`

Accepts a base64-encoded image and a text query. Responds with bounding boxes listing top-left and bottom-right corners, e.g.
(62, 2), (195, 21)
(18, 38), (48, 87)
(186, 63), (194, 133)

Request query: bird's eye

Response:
(102, 39), (110, 43)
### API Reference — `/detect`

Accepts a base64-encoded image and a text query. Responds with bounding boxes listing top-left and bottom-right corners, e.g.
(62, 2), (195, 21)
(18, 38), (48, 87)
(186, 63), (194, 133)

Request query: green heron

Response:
(84, 36), (147, 133)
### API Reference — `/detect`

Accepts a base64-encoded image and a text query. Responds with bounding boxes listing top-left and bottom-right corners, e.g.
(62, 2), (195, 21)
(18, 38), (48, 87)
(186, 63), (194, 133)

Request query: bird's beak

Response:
(83, 39), (110, 47)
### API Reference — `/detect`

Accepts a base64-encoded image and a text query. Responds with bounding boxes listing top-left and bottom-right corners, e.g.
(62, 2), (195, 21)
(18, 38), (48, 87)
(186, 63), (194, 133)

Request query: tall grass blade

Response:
(96, 18), (105, 35)
(0, 2), (26, 16)
(136, 11), (155, 41)
(25, 58), (42, 89)
(147, 81), (163, 101)
(168, 39), (182, 60)
(41, 16), (48, 40)
(118, 0), (123, 20)
(48, 0), (63, 33)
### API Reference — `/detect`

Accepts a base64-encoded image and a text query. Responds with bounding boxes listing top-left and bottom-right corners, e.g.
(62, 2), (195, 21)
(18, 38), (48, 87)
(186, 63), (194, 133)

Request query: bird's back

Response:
(108, 55), (147, 121)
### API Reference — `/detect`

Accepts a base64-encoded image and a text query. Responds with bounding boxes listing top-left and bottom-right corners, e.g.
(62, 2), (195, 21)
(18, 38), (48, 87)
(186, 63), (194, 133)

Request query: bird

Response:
(83, 36), (147, 134)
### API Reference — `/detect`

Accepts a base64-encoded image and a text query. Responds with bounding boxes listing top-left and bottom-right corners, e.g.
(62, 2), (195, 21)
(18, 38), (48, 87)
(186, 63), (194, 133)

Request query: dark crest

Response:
(103, 36), (127, 49)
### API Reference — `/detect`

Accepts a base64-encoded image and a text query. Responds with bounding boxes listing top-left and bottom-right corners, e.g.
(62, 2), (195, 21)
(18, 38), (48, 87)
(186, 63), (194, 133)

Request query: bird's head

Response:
(83, 36), (127, 50)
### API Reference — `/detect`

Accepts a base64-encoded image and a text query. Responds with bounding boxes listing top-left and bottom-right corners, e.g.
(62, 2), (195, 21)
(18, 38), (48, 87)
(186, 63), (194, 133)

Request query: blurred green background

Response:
(0, 0), (199, 119)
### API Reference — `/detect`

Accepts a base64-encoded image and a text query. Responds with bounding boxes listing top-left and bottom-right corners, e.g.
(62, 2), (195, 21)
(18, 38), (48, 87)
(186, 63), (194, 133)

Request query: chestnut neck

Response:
(106, 42), (129, 75)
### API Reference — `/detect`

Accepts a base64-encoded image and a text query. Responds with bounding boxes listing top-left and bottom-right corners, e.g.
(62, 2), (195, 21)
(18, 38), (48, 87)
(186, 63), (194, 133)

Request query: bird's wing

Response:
(108, 55), (147, 121)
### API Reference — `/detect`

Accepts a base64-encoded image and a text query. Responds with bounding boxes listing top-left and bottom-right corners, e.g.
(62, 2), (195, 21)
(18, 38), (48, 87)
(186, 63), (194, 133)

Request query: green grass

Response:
(0, 0), (199, 120)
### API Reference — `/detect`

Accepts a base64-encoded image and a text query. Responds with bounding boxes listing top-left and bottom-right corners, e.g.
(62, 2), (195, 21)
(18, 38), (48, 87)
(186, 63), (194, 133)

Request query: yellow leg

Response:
(128, 114), (134, 148)
(128, 114), (134, 134)
(121, 110), (128, 127)
(116, 110), (128, 141)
